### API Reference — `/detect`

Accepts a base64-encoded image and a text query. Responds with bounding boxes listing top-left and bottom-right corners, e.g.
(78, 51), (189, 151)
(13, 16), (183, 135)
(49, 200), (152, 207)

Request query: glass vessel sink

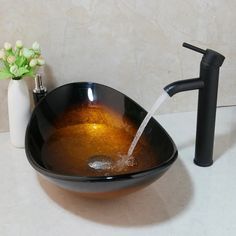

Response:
(25, 82), (178, 198)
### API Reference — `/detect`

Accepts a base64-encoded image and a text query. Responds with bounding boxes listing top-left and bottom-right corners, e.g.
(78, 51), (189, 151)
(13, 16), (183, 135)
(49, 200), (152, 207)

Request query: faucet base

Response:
(194, 158), (213, 167)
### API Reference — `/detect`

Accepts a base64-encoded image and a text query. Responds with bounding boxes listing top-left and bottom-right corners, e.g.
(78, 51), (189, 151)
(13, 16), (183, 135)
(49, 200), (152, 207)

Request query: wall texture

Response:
(0, 0), (235, 131)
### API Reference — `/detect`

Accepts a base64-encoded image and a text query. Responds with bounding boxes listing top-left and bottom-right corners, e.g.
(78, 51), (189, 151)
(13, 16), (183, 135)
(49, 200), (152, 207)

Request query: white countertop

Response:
(0, 106), (236, 236)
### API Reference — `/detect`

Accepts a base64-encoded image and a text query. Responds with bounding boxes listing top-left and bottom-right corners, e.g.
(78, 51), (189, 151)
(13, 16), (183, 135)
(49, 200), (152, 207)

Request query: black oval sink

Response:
(25, 82), (177, 198)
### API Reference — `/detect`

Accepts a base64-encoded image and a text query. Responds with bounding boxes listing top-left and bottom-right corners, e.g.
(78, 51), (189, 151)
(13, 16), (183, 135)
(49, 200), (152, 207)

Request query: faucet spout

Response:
(164, 78), (204, 97)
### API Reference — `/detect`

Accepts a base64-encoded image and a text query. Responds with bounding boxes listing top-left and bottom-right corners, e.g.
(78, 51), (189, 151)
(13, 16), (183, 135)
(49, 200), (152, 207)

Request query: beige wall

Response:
(0, 0), (235, 131)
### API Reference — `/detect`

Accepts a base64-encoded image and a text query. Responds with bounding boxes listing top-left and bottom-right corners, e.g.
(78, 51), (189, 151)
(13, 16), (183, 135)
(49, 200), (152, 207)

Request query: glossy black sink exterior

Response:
(25, 82), (178, 198)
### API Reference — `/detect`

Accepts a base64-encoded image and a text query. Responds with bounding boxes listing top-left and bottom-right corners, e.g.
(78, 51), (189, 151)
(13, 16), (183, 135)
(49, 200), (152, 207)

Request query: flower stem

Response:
(12, 76), (22, 80)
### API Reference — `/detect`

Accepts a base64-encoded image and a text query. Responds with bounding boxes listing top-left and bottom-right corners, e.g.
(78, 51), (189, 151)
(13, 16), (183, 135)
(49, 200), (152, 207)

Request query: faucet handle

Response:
(183, 42), (225, 67)
(182, 42), (206, 54)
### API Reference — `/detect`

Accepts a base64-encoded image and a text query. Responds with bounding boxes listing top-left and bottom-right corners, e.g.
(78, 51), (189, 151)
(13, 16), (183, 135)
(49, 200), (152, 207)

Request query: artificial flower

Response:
(15, 40), (23, 49)
(29, 59), (37, 67)
(0, 50), (6, 60)
(7, 55), (16, 64)
(10, 65), (18, 75)
(23, 48), (34, 59)
(32, 42), (40, 52)
(37, 58), (45, 66)
(0, 40), (44, 80)
(4, 42), (12, 51)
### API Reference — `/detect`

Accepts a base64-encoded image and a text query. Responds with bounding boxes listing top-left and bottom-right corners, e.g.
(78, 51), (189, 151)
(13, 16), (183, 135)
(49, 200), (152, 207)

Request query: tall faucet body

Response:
(164, 43), (225, 167)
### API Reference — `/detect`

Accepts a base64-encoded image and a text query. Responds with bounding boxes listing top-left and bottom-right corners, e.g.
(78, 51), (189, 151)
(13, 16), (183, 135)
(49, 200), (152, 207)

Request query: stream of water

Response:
(127, 91), (170, 156)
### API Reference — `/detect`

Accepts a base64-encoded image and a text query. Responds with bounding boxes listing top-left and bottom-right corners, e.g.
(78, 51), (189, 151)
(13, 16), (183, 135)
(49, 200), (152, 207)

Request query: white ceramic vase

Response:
(8, 79), (31, 148)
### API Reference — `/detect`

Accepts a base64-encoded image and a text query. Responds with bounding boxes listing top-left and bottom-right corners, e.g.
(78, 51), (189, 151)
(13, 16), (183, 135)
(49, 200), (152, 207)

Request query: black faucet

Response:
(164, 42), (225, 167)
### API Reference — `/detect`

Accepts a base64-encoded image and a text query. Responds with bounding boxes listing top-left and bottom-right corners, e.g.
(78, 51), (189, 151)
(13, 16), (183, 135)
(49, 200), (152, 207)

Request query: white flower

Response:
(29, 59), (37, 67)
(7, 55), (16, 64)
(4, 42), (12, 51)
(15, 40), (23, 48)
(37, 58), (45, 66)
(10, 65), (18, 75)
(23, 48), (34, 58)
(0, 49), (6, 59)
(32, 41), (40, 51)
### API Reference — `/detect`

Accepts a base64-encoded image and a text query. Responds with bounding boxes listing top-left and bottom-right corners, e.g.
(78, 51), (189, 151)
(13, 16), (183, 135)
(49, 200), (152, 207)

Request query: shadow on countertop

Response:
(38, 158), (193, 227)
(176, 128), (236, 163)
(175, 107), (236, 163)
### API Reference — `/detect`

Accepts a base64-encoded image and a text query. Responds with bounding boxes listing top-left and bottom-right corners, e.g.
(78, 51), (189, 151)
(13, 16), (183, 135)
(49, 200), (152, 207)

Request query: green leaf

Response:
(23, 67), (36, 77)
(15, 56), (26, 67)
(16, 67), (29, 77)
(3, 60), (10, 70)
(0, 68), (12, 80)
